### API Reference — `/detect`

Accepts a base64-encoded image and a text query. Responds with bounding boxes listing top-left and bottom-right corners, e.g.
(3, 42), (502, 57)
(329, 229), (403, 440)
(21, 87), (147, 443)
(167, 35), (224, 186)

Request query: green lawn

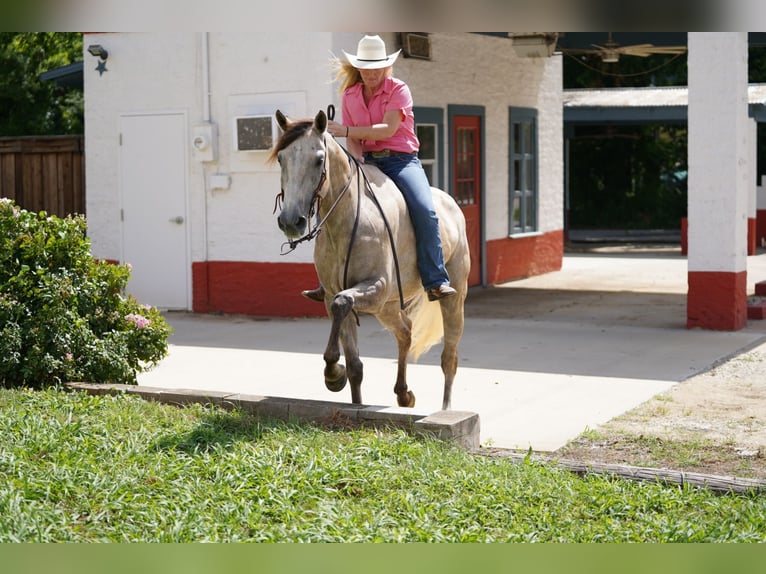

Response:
(1, 388), (764, 542)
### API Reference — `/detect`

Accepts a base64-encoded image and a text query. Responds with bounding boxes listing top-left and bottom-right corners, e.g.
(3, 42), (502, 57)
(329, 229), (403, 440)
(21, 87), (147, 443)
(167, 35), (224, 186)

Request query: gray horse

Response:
(272, 109), (470, 410)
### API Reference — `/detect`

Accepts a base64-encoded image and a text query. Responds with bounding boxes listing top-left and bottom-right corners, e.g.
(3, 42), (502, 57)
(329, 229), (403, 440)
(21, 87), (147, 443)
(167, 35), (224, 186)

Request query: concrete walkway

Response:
(139, 248), (766, 451)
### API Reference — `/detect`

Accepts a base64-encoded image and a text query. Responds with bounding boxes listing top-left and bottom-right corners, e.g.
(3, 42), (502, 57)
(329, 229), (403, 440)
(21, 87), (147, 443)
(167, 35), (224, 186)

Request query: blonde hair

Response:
(332, 58), (361, 93)
(331, 56), (393, 94)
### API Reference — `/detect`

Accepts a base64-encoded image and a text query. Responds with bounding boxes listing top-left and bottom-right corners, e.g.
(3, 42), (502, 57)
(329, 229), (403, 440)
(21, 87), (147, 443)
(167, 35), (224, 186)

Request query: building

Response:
(83, 32), (564, 317)
(83, 32), (757, 331)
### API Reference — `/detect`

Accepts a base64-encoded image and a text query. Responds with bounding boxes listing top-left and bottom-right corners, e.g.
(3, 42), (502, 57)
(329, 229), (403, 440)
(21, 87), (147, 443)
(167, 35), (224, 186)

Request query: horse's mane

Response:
(267, 120), (314, 164)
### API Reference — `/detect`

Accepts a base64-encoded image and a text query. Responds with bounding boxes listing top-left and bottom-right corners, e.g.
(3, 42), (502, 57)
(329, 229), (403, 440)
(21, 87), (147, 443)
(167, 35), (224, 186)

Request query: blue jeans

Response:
(364, 153), (450, 290)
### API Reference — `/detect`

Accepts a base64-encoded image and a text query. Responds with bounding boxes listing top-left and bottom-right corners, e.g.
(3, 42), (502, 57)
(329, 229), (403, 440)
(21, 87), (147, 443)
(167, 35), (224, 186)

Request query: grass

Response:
(1, 388), (766, 542)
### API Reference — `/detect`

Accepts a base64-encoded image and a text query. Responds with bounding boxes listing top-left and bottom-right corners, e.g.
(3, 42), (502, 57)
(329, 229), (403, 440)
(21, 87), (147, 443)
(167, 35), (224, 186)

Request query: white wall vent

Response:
(400, 33), (431, 60)
(234, 115), (276, 152)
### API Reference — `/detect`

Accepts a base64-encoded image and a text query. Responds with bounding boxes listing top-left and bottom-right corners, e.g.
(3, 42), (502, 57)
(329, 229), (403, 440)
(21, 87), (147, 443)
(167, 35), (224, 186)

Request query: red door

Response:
(452, 115), (482, 286)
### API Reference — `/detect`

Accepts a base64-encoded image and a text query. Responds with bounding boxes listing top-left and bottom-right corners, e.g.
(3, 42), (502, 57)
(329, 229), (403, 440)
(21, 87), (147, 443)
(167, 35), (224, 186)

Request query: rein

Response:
(276, 132), (405, 310)
(353, 155), (406, 311)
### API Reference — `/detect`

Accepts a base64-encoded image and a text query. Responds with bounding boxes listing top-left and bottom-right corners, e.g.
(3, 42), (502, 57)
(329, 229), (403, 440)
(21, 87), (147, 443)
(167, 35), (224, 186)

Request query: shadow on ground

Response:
(464, 286), (688, 329)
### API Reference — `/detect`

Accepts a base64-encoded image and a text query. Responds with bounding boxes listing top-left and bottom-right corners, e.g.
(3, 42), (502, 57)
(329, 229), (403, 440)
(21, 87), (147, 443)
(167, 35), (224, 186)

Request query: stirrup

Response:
(302, 286), (325, 302)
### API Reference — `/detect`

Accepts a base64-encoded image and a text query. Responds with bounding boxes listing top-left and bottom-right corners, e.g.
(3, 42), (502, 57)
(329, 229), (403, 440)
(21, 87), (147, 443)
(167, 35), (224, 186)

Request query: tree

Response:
(0, 32), (83, 136)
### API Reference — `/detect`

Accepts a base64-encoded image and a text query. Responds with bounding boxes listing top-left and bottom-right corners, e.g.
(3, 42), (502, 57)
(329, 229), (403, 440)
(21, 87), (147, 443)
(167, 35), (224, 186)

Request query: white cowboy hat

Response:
(343, 34), (401, 70)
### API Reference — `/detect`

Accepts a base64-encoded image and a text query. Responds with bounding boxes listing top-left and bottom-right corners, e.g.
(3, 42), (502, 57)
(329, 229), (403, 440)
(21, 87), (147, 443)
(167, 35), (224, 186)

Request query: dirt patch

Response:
(556, 340), (766, 479)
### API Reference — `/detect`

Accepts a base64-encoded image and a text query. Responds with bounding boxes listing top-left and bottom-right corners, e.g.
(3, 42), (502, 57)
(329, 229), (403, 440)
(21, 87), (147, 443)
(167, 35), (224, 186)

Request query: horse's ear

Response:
(314, 110), (327, 134)
(275, 109), (289, 131)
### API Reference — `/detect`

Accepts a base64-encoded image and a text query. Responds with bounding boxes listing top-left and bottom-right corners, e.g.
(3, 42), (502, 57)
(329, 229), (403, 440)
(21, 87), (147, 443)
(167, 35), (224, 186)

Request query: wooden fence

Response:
(0, 135), (85, 217)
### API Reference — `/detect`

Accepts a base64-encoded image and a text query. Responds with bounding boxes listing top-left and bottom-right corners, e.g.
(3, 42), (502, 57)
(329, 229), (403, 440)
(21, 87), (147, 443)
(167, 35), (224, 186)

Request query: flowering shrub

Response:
(0, 198), (171, 388)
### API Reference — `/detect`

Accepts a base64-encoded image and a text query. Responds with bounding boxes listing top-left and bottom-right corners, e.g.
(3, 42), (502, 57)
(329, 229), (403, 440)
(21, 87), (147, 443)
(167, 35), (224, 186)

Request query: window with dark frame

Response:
(416, 123), (438, 186)
(414, 107), (444, 189)
(509, 107), (538, 235)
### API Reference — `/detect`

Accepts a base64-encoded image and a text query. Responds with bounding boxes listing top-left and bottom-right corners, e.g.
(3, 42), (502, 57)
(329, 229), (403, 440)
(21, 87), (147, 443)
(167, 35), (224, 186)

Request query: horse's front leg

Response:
(323, 279), (385, 404)
(338, 314), (363, 404)
(323, 292), (353, 395)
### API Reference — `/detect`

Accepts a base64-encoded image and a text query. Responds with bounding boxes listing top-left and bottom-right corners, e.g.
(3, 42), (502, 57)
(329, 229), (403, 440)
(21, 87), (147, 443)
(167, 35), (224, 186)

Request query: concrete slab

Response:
(66, 383), (481, 449)
(138, 249), (766, 452)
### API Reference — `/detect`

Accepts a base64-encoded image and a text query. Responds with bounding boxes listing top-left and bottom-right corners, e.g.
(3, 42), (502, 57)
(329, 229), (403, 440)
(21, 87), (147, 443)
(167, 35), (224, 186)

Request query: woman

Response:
(303, 34), (456, 303)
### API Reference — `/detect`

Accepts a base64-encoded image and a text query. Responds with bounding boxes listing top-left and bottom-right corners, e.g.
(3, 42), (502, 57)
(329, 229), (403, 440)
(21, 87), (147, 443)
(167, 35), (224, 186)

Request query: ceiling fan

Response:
(561, 32), (687, 63)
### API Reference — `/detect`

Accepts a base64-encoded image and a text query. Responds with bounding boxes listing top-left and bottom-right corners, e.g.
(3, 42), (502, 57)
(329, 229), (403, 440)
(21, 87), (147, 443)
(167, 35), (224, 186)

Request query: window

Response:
(234, 115), (275, 151)
(416, 123), (438, 185)
(413, 107), (443, 188)
(453, 121), (480, 207)
(509, 107), (538, 235)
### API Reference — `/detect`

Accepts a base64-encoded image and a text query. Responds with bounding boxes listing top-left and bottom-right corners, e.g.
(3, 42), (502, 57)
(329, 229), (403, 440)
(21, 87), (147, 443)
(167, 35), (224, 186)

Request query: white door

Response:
(120, 112), (189, 309)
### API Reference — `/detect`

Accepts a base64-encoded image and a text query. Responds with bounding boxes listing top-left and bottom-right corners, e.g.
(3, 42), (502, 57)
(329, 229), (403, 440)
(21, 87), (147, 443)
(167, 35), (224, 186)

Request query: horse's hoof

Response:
(397, 390), (415, 408)
(325, 364), (347, 392)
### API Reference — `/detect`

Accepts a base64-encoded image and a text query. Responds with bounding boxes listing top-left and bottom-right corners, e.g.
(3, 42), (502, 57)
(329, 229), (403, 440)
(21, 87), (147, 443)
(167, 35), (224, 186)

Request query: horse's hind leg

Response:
(384, 311), (416, 408)
(395, 340), (416, 407)
(438, 294), (465, 411)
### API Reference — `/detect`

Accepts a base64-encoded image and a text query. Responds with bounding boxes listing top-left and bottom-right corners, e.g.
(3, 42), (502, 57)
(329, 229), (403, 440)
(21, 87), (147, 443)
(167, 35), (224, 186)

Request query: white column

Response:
(687, 32), (749, 330)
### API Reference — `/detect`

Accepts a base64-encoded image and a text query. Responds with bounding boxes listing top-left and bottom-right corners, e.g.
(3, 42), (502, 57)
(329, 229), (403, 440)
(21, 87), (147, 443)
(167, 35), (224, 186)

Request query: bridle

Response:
(274, 133), (353, 255)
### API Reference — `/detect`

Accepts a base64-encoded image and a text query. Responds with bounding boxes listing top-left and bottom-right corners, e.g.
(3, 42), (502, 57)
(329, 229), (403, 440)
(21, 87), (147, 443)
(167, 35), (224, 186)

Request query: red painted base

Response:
(756, 280), (766, 296)
(757, 209), (766, 249)
(687, 270), (748, 330)
(748, 217), (757, 256)
(192, 261), (325, 317)
(748, 299), (766, 320)
(485, 229), (563, 285)
(190, 229), (564, 318)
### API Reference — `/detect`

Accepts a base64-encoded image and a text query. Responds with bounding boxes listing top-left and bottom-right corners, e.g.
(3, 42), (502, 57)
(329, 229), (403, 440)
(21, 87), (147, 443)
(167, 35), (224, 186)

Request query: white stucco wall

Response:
(203, 32), (335, 264)
(85, 33), (199, 260)
(85, 32), (562, 275)
(391, 32), (563, 240)
(85, 32), (337, 267)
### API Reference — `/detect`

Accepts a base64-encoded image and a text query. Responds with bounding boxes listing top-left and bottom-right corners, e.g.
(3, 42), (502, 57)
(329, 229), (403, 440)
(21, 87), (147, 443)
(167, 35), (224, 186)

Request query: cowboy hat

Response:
(343, 34), (401, 70)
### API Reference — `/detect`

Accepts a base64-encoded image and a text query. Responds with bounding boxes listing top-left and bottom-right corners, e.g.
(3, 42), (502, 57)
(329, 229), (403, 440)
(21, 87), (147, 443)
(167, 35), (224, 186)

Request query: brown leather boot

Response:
(427, 284), (457, 302)
(302, 285), (325, 302)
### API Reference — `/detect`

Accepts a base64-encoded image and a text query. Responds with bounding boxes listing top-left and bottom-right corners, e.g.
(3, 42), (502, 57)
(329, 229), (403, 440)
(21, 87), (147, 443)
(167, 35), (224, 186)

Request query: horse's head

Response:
(272, 110), (329, 239)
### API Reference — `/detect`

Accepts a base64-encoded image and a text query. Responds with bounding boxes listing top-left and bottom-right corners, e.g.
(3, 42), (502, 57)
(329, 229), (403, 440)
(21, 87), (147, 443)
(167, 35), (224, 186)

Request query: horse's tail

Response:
(407, 292), (444, 361)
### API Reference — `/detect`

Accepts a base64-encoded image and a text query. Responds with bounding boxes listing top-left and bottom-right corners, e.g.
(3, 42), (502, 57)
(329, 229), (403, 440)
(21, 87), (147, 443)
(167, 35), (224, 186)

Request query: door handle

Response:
(169, 216), (184, 224)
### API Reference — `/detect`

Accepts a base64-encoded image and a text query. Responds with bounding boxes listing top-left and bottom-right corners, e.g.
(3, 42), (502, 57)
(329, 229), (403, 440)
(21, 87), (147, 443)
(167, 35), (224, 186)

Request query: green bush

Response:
(0, 198), (171, 388)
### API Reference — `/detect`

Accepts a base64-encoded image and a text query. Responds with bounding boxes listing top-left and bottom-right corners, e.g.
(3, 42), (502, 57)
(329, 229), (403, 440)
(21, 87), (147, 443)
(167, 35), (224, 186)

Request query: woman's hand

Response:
(327, 120), (349, 139)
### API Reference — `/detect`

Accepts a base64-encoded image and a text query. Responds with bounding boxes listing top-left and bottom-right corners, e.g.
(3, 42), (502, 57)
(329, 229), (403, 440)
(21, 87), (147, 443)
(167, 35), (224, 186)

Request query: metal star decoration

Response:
(95, 60), (108, 76)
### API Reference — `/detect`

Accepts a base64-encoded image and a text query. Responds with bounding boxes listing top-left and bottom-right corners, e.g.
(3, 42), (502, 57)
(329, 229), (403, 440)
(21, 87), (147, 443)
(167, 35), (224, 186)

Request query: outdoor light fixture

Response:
(87, 44), (108, 60)
(511, 33), (558, 58)
(87, 44), (109, 76)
